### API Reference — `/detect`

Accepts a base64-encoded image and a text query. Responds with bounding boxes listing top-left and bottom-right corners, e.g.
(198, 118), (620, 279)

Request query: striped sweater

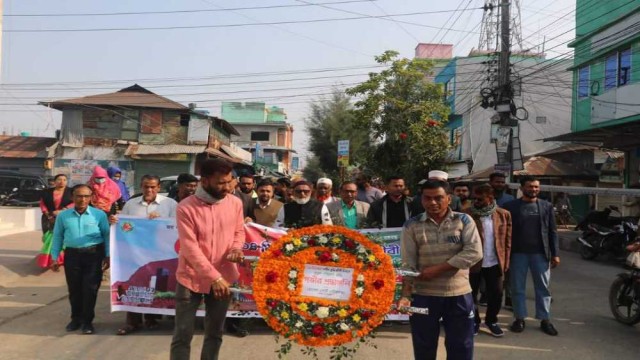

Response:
(401, 210), (483, 297)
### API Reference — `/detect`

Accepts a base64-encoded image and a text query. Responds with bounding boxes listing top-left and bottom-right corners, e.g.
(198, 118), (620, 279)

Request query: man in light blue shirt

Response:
(51, 184), (110, 335)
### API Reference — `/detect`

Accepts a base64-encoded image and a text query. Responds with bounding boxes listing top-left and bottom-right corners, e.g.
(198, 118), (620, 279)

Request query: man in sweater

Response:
(275, 180), (332, 228)
(399, 180), (482, 360)
(250, 179), (283, 227)
(170, 159), (245, 360)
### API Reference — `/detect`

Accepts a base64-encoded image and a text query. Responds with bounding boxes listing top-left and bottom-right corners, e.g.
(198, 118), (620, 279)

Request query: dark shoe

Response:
(65, 321), (81, 332)
(82, 324), (95, 335)
(486, 322), (504, 337)
(510, 319), (525, 333)
(540, 320), (558, 336)
(226, 322), (249, 337)
(473, 322), (480, 336)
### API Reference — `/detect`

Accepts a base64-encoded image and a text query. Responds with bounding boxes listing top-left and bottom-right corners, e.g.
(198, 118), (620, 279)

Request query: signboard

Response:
(291, 156), (300, 170)
(254, 143), (264, 160)
(337, 140), (350, 167)
(301, 265), (354, 301)
(495, 127), (511, 153)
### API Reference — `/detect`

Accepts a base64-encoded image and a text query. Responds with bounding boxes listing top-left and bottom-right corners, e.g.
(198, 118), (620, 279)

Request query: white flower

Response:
(287, 283), (296, 291)
(356, 274), (365, 282)
(339, 323), (350, 331)
(331, 253), (339, 261)
(295, 321), (304, 328)
(318, 236), (328, 244)
(357, 246), (367, 253)
(289, 270), (298, 278)
(285, 244), (294, 251)
(315, 306), (330, 319)
(355, 287), (364, 296)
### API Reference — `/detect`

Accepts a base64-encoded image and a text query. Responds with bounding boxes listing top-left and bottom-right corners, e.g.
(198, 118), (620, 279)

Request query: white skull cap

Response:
(428, 170), (449, 181)
(317, 178), (332, 186)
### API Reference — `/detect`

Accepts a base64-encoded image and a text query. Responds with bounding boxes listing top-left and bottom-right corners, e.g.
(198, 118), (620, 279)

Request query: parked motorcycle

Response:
(576, 219), (638, 261)
(609, 243), (640, 325)
(0, 188), (18, 206)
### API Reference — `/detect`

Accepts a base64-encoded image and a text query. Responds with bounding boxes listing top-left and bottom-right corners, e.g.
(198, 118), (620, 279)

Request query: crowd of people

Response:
(42, 160), (566, 360)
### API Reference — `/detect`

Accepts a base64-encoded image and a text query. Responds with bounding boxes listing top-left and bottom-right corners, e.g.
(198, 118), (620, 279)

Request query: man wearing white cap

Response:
(316, 178), (338, 204)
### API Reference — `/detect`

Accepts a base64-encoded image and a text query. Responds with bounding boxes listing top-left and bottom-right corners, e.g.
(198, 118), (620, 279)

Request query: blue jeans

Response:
(510, 253), (551, 320)
(409, 294), (475, 360)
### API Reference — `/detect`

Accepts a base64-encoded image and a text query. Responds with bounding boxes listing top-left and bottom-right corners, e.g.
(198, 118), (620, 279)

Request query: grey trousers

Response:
(170, 283), (231, 360)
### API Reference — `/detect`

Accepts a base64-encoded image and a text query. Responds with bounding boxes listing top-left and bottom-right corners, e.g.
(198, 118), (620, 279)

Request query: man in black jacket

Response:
(366, 176), (412, 228)
(275, 180), (332, 228)
(503, 176), (560, 336)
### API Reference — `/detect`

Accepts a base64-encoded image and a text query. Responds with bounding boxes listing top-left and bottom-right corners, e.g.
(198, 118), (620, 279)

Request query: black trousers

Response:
(470, 264), (503, 325)
(63, 245), (104, 325)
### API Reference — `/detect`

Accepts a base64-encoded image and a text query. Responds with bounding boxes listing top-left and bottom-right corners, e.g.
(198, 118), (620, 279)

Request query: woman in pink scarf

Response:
(89, 166), (121, 214)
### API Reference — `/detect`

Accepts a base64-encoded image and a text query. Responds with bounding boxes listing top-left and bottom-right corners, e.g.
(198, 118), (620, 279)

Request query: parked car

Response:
(159, 175), (200, 197)
(0, 170), (47, 206)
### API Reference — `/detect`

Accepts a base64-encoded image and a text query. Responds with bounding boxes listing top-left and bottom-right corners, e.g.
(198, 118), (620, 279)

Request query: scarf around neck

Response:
(471, 201), (497, 218)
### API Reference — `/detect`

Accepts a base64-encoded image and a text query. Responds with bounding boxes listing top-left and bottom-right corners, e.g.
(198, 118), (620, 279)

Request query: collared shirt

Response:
(480, 216), (499, 268)
(121, 194), (177, 218)
(341, 201), (357, 229)
(51, 206), (110, 261)
(401, 210), (482, 297)
(256, 198), (272, 209)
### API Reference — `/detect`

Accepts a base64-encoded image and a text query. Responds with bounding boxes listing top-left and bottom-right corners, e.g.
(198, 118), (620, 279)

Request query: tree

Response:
(346, 51), (451, 186)
(304, 90), (371, 184)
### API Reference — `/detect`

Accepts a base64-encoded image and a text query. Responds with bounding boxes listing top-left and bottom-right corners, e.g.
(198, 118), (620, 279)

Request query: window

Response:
(250, 131), (270, 141)
(578, 66), (589, 98)
(605, 54), (618, 90)
(619, 48), (631, 86)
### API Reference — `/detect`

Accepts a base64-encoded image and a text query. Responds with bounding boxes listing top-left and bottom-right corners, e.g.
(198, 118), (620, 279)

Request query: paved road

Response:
(1, 232), (640, 359)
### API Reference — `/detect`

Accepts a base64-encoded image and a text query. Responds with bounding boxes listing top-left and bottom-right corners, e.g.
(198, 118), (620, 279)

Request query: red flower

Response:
(373, 280), (384, 290)
(307, 238), (316, 246)
(266, 271), (278, 283)
(268, 300), (278, 308)
(361, 310), (373, 319)
(312, 324), (325, 337)
(399, 132), (408, 140)
(427, 119), (438, 127)
(318, 251), (332, 262)
(272, 249), (283, 258)
(344, 239), (356, 249)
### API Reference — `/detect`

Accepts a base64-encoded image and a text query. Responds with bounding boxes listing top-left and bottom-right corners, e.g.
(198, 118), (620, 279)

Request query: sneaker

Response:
(82, 324), (95, 335)
(473, 322), (480, 336)
(510, 319), (525, 333)
(65, 321), (81, 332)
(540, 320), (558, 336)
(485, 323), (504, 337)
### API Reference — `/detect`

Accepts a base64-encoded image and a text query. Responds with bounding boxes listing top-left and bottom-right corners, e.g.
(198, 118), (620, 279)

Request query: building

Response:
(39, 84), (246, 192)
(547, 2), (640, 187)
(433, 51), (573, 178)
(0, 135), (57, 176)
(221, 101), (295, 174)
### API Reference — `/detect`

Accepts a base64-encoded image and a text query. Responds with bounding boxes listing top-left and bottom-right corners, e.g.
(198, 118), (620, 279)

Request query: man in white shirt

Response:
(316, 178), (338, 204)
(111, 174), (178, 335)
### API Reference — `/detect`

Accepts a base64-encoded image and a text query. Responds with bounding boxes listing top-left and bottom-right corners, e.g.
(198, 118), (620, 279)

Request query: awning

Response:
(543, 121), (640, 150)
(220, 144), (253, 165)
(205, 148), (244, 164)
(460, 156), (598, 180)
(126, 144), (206, 156)
(240, 144), (297, 153)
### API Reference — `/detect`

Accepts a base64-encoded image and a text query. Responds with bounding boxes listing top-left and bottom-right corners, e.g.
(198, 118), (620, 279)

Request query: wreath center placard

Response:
(253, 225), (396, 349)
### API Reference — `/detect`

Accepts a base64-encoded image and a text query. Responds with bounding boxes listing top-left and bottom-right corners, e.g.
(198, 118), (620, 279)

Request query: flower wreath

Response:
(253, 225), (395, 347)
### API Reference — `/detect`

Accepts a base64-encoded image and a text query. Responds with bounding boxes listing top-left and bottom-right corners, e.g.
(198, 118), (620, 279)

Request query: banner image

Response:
(110, 217), (408, 320)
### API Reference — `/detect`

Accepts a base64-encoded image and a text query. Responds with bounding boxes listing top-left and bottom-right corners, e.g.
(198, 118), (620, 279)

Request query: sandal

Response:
(116, 325), (140, 336)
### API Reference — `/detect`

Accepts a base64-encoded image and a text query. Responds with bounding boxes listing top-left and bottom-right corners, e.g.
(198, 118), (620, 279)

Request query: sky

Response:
(0, 0), (577, 166)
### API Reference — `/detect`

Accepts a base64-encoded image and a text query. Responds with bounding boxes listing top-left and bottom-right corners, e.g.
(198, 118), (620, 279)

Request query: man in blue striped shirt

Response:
(51, 184), (110, 335)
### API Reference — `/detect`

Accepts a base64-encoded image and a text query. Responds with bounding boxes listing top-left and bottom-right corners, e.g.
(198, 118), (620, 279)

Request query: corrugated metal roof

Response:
(39, 84), (188, 110)
(126, 144), (206, 155)
(0, 135), (58, 158)
(460, 156), (599, 180)
(205, 148), (245, 164)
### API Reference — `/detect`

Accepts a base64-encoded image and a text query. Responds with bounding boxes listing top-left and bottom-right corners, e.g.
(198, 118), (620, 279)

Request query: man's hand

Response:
(419, 265), (442, 281)
(148, 212), (161, 220)
(226, 249), (244, 263)
(551, 257), (560, 269)
(212, 278), (231, 299)
(108, 215), (118, 225)
(397, 297), (412, 314)
(244, 217), (253, 224)
(50, 261), (60, 272)
(102, 257), (110, 272)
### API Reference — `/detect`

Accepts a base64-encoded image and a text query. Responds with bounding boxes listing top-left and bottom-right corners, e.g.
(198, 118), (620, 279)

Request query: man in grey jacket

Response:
(327, 181), (370, 229)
